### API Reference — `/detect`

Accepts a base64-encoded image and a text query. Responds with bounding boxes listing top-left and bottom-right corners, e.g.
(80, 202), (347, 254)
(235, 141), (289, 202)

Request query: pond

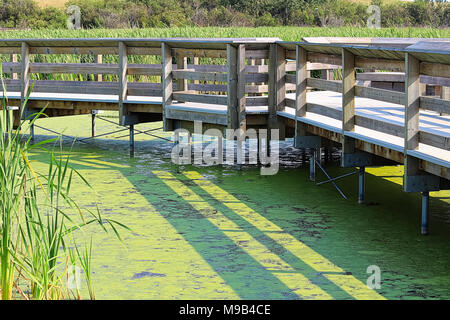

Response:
(29, 114), (450, 300)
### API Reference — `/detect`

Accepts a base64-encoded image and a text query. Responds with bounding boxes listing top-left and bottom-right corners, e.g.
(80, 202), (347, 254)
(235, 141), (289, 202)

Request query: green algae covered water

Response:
(29, 114), (450, 300)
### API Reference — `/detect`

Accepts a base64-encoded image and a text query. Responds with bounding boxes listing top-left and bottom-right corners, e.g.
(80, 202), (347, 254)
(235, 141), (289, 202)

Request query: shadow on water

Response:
(29, 130), (450, 300)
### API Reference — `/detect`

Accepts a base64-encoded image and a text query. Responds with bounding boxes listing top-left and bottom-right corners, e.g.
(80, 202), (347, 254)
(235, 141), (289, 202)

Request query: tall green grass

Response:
(0, 26), (447, 82)
(1, 26), (449, 40)
(0, 76), (128, 299)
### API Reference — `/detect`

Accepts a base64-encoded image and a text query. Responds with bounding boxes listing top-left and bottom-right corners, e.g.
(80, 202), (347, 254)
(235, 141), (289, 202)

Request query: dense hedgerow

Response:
(0, 0), (448, 29)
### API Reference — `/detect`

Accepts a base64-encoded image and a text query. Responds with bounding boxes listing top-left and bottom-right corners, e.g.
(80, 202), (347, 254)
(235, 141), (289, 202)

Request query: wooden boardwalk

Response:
(0, 37), (449, 233)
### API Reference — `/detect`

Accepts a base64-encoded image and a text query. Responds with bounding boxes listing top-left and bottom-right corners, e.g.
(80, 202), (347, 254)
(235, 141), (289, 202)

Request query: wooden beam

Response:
(237, 44), (246, 132)
(20, 42), (30, 118)
(342, 48), (356, 133)
(404, 52), (421, 185)
(172, 70), (227, 82)
(226, 44), (238, 129)
(94, 54), (102, 82)
(420, 62), (450, 79)
(295, 45), (307, 140)
(162, 42), (173, 131)
(341, 48), (356, 164)
(118, 41), (128, 126)
(172, 92), (227, 105)
(307, 78), (342, 93)
(355, 85), (405, 105)
(355, 57), (404, 71)
(307, 52), (342, 66)
(268, 44), (286, 137)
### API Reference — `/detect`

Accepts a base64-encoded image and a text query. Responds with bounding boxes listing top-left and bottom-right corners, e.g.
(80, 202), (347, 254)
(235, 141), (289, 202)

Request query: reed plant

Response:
(0, 73), (128, 300)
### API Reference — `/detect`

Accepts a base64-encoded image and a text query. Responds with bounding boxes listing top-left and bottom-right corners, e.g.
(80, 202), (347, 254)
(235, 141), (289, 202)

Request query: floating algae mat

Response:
(28, 114), (450, 300)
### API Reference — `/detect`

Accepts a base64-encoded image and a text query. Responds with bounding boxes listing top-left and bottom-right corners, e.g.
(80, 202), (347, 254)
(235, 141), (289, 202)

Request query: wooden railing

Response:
(0, 38), (449, 182)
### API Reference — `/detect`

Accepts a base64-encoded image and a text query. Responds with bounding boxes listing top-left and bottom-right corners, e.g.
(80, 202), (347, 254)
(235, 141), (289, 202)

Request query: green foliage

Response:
(0, 0), (66, 29)
(0, 0), (448, 29)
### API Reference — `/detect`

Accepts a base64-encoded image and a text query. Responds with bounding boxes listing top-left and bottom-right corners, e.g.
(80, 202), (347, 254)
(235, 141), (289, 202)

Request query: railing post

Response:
(20, 42), (30, 119)
(237, 44), (246, 133)
(176, 53), (187, 101)
(118, 41), (128, 126)
(404, 52), (420, 184)
(226, 44), (246, 166)
(340, 48), (372, 168)
(268, 43), (286, 140)
(94, 54), (102, 82)
(226, 44), (239, 130)
(341, 48), (356, 162)
(162, 42), (174, 132)
(403, 53), (440, 193)
(294, 45), (307, 145)
(294, 44), (321, 151)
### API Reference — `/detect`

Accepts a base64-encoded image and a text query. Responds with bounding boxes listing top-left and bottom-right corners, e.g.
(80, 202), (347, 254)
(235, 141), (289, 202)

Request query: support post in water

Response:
(358, 166), (365, 204)
(310, 149), (316, 182)
(421, 191), (429, 235)
(91, 111), (97, 137)
(129, 124), (134, 157)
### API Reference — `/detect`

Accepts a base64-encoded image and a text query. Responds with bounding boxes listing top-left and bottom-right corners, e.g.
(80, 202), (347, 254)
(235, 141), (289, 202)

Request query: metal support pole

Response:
(358, 166), (365, 204)
(309, 149), (316, 182)
(129, 124), (134, 157)
(324, 148), (329, 163)
(421, 191), (429, 235)
(91, 111), (97, 137)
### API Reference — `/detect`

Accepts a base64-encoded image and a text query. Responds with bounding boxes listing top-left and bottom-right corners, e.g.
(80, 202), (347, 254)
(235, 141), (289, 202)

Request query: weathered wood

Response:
(10, 54), (18, 80)
(227, 44), (239, 129)
(175, 54), (188, 103)
(285, 74), (296, 84)
(162, 42), (173, 131)
(0, 47), (21, 54)
(246, 50), (269, 59)
(308, 62), (340, 71)
(165, 107), (227, 126)
(341, 48), (356, 163)
(173, 92), (227, 105)
(30, 46), (119, 55)
(267, 44), (286, 139)
(118, 41), (128, 126)
(308, 52), (342, 66)
(420, 62), (450, 78)
(404, 52), (421, 189)
(94, 54), (102, 82)
(27, 46), (161, 55)
(307, 78), (342, 93)
(225, 44), (246, 130)
(174, 48), (227, 59)
(355, 85), (405, 105)
(295, 45), (308, 140)
(342, 49), (356, 133)
(355, 57), (404, 71)
(172, 70), (227, 82)
(237, 44), (247, 132)
(246, 96), (268, 106)
(20, 42), (30, 117)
